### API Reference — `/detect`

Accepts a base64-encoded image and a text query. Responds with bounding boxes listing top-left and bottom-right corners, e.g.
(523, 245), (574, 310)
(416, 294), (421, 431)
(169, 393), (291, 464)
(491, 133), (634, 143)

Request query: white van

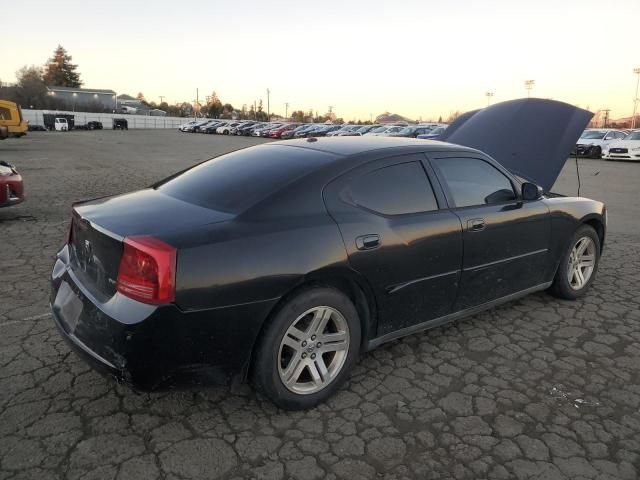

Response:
(54, 118), (69, 131)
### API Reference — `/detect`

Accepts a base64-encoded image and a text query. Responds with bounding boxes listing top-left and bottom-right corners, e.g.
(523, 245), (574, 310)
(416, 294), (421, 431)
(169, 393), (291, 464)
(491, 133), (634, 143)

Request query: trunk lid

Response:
(70, 189), (233, 298)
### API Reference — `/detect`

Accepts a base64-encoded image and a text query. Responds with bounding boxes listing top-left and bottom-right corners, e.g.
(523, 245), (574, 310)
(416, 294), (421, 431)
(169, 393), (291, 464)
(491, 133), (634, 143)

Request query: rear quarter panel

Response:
(165, 174), (351, 311)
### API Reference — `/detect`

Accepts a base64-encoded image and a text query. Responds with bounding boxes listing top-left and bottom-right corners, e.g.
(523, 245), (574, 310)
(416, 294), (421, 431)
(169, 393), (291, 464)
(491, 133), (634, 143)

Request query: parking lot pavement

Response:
(1, 130), (639, 480)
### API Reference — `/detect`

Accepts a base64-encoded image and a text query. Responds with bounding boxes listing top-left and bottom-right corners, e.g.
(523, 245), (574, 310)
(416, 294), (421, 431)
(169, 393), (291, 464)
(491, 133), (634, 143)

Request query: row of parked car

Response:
(178, 119), (639, 161)
(574, 128), (640, 160)
(179, 119), (449, 140)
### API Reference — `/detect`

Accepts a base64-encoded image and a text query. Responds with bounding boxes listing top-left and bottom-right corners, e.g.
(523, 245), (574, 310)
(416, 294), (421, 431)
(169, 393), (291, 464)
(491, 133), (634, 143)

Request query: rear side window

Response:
(344, 161), (438, 215)
(434, 157), (516, 207)
(158, 145), (334, 213)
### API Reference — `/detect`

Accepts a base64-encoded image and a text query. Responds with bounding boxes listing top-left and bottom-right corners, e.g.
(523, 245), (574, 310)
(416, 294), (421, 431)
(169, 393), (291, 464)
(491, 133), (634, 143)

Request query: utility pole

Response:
(524, 80), (535, 97)
(194, 88), (199, 119)
(370, 113), (373, 123)
(285, 102), (289, 119)
(159, 95), (165, 104)
(632, 67), (640, 129)
(602, 109), (610, 128)
(254, 100), (257, 121)
(485, 91), (494, 106)
(266, 88), (270, 120)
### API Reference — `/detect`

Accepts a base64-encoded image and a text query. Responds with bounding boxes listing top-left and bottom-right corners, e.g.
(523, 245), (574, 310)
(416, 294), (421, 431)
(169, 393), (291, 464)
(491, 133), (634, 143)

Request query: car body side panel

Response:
(171, 215), (349, 310)
(543, 196), (606, 280)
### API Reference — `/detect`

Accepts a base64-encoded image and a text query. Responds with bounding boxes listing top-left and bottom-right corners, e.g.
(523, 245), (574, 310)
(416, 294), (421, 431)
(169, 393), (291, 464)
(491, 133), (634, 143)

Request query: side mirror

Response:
(522, 182), (543, 201)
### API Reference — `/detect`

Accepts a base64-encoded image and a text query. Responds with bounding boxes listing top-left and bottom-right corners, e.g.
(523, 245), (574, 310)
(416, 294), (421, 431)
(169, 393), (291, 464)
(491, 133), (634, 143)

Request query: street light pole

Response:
(632, 68), (640, 129)
(267, 88), (270, 120)
(524, 80), (535, 98)
(285, 102), (289, 119)
(485, 91), (494, 106)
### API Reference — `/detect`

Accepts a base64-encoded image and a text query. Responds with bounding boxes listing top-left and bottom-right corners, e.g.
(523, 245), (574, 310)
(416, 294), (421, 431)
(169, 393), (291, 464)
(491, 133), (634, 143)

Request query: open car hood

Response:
(440, 99), (593, 191)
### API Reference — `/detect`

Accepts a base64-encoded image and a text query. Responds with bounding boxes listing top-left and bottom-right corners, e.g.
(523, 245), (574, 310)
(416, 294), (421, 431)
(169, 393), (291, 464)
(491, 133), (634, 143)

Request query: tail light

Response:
(116, 236), (176, 304)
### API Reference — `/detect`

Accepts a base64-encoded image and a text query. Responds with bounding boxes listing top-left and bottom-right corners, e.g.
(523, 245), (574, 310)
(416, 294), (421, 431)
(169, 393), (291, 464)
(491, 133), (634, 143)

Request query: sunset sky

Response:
(3, 0), (639, 121)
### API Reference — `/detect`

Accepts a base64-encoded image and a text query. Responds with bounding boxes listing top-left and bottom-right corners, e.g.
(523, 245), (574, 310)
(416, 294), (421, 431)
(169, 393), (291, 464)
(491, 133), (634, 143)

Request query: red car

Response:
(269, 123), (300, 139)
(0, 161), (24, 208)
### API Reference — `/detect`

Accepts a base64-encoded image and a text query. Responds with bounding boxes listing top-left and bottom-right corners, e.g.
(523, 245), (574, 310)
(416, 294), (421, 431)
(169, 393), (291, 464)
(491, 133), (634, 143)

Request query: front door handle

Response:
(467, 218), (486, 232)
(356, 234), (381, 251)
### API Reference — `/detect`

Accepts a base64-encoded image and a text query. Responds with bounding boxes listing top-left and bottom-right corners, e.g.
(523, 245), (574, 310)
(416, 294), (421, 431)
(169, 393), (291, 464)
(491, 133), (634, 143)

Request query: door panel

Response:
(430, 154), (551, 310)
(323, 154), (463, 336)
(453, 202), (550, 308)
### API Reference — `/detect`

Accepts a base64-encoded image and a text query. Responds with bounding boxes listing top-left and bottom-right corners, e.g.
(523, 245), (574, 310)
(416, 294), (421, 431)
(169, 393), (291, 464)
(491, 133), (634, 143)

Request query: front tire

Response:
(548, 225), (600, 300)
(591, 146), (602, 159)
(251, 287), (361, 410)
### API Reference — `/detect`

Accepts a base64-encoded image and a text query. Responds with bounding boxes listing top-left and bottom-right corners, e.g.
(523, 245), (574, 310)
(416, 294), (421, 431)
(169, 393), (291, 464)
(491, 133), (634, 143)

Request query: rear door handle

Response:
(467, 218), (486, 232)
(356, 234), (381, 250)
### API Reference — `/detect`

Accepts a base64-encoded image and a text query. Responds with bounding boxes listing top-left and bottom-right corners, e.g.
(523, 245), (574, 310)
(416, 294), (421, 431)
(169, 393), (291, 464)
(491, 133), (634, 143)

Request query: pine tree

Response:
(42, 45), (82, 87)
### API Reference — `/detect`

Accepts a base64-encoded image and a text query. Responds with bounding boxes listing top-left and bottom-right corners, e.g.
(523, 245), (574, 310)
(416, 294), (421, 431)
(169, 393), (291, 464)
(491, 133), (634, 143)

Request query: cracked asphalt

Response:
(1, 130), (639, 480)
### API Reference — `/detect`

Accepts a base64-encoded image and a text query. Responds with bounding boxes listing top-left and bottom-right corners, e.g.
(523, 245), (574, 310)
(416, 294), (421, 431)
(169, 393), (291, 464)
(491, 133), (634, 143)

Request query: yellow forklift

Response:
(0, 100), (28, 139)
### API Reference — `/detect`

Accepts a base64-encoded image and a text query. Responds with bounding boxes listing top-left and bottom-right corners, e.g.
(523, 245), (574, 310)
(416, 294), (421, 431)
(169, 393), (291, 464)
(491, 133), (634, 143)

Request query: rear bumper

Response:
(51, 245), (278, 391)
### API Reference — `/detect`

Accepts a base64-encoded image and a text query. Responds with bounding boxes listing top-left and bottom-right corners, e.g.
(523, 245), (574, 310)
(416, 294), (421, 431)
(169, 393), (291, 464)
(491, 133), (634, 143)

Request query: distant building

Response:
(46, 86), (116, 111)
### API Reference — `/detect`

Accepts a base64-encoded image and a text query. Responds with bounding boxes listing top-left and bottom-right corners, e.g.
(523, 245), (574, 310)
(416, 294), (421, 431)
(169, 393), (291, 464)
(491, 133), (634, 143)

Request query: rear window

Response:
(157, 145), (334, 213)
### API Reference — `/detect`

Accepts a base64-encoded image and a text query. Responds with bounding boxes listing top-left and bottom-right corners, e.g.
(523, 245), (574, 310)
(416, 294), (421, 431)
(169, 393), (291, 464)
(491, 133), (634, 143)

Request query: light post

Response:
(72, 92), (77, 112)
(524, 80), (535, 97)
(112, 94), (117, 113)
(284, 102), (289, 119)
(632, 67), (640, 129)
(485, 91), (494, 106)
(267, 88), (270, 120)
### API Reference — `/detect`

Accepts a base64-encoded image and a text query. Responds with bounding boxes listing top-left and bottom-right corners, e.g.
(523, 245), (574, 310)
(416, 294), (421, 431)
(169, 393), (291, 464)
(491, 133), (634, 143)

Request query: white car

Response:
(574, 129), (627, 158)
(364, 125), (405, 137)
(602, 130), (640, 161)
(216, 122), (241, 135)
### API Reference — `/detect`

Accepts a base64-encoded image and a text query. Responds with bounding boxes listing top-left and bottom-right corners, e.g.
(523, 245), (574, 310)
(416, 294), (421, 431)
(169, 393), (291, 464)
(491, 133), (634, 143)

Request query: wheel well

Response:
(583, 218), (605, 252)
(245, 275), (375, 381)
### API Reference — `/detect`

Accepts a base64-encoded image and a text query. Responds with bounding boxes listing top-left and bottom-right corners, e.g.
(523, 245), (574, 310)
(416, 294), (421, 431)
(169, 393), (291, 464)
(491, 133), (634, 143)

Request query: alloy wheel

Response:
(567, 236), (596, 290)
(278, 306), (350, 395)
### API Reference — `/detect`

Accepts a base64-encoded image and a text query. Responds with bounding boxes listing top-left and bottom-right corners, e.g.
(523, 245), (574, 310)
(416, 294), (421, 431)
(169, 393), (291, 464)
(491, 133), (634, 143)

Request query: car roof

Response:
(270, 136), (474, 157)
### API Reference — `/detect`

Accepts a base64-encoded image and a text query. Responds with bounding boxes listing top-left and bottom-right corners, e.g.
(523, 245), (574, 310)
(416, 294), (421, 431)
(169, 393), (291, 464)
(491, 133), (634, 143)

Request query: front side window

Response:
(343, 161), (438, 215)
(434, 157), (516, 208)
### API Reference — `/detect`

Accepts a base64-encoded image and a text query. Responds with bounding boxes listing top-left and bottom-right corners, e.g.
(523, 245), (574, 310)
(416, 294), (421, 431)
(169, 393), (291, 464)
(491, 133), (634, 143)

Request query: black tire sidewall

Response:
(252, 287), (361, 410)
(551, 225), (600, 300)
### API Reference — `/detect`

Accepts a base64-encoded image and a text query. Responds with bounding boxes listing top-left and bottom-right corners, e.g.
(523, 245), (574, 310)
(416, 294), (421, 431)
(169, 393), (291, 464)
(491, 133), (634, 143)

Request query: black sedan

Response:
(51, 99), (604, 410)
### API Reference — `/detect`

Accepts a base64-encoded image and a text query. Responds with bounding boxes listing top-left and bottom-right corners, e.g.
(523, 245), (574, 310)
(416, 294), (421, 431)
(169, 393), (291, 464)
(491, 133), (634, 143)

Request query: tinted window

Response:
(158, 145), (334, 213)
(345, 161), (438, 215)
(434, 157), (516, 208)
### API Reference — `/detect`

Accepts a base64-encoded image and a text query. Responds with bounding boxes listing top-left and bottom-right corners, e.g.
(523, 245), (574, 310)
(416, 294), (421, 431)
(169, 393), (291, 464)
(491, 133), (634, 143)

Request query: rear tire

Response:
(251, 287), (361, 410)
(548, 225), (600, 300)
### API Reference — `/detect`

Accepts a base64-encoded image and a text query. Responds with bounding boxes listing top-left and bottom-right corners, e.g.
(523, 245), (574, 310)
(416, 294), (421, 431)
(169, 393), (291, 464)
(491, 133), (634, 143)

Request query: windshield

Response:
(431, 126), (446, 135)
(398, 127), (415, 135)
(158, 145), (334, 213)
(626, 131), (640, 140)
(580, 130), (606, 140)
(370, 126), (387, 133)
